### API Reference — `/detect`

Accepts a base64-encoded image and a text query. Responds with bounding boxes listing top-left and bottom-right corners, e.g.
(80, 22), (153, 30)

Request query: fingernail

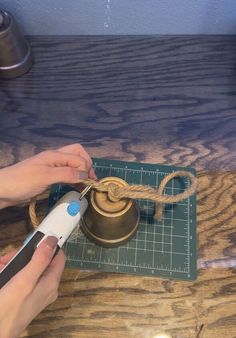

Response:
(43, 236), (58, 250)
(89, 167), (97, 180)
(77, 170), (88, 180)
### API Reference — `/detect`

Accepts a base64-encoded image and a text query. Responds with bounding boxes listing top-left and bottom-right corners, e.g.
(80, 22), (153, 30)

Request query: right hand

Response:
(0, 236), (66, 338)
(0, 143), (97, 209)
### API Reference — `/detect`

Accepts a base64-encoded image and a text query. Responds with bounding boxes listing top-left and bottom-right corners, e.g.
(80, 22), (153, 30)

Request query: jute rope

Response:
(29, 170), (197, 229)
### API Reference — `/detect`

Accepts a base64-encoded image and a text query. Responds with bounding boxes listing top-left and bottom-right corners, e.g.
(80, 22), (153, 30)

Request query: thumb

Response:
(16, 236), (59, 291)
(48, 167), (88, 184)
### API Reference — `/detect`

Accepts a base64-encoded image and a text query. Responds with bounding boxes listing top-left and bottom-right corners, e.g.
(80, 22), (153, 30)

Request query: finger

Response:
(40, 250), (66, 284)
(60, 144), (96, 180)
(58, 143), (91, 160)
(14, 236), (58, 291)
(39, 150), (90, 172)
(49, 167), (89, 185)
(58, 143), (93, 170)
(89, 167), (97, 180)
(28, 250), (66, 309)
(0, 250), (18, 265)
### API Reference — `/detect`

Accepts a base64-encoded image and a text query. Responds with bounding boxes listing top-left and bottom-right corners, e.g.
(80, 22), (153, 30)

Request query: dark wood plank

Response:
(0, 36), (235, 338)
(0, 36), (236, 169)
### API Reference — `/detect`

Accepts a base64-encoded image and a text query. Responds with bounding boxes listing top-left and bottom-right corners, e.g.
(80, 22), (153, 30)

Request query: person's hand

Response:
(0, 143), (96, 208)
(0, 236), (66, 338)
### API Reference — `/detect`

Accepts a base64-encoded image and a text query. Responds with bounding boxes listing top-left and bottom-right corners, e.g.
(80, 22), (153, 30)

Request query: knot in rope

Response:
(86, 181), (123, 202)
(106, 183), (122, 202)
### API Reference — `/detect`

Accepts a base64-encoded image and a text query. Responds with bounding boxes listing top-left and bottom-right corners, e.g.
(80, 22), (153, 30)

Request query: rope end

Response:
(155, 202), (163, 222)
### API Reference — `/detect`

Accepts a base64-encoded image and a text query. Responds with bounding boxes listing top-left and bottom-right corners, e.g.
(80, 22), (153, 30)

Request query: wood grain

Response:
(0, 36), (235, 338)
(0, 36), (236, 169)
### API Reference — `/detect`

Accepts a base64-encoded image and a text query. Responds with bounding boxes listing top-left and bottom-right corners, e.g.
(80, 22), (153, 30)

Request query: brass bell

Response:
(81, 177), (140, 248)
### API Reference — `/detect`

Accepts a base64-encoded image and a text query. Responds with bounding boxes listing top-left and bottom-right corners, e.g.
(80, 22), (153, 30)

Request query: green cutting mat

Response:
(49, 158), (197, 280)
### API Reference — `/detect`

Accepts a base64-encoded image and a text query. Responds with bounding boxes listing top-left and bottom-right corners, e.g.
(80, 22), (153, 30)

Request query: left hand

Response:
(0, 237), (66, 338)
(0, 143), (96, 209)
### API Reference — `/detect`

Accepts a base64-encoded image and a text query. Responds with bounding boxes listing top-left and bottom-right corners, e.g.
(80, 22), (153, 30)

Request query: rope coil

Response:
(29, 170), (197, 229)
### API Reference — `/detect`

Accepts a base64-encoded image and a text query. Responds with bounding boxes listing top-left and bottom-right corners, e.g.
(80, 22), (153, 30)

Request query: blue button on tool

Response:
(67, 201), (81, 216)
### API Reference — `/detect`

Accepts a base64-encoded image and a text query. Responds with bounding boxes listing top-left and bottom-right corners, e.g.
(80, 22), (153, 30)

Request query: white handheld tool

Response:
(0, 190), (89, 288)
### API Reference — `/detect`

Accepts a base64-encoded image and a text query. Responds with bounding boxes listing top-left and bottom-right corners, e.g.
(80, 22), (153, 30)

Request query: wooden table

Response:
(0, 36), (235, 338)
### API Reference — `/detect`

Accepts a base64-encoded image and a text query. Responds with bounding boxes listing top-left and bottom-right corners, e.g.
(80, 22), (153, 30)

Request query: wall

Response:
(0, 0), (236, 35)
